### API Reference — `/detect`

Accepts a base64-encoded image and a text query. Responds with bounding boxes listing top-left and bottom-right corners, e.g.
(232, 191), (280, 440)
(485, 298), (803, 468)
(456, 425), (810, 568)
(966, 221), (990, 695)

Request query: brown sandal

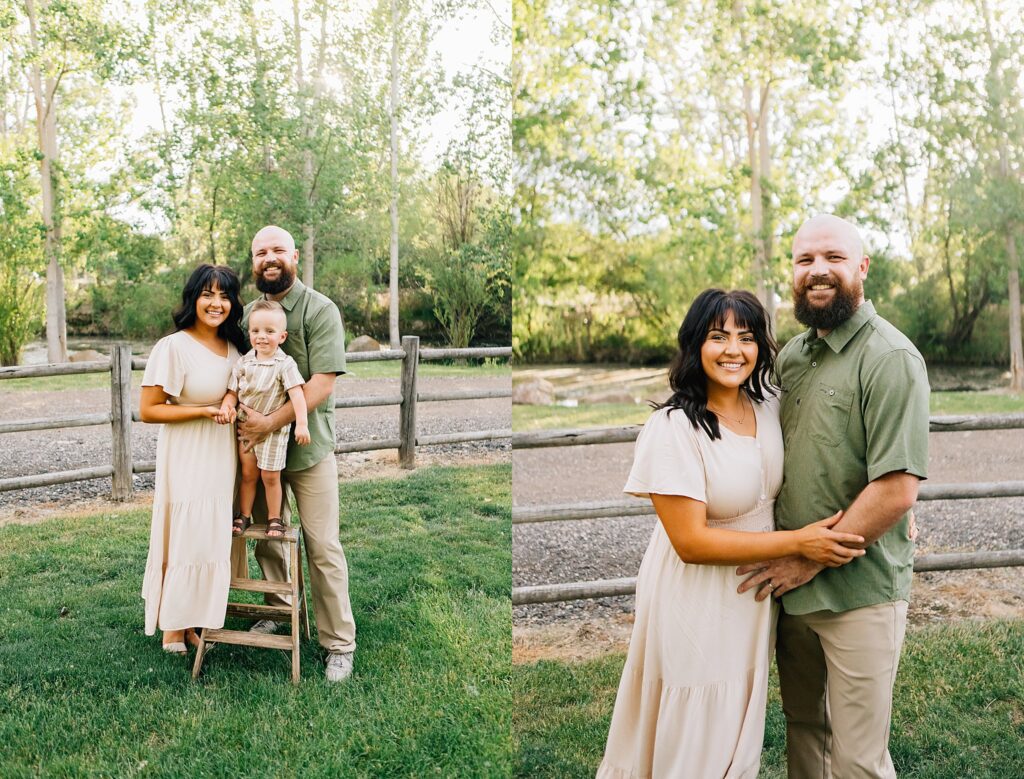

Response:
(266, 518), (286, 537)
(232, 514), (251, 537)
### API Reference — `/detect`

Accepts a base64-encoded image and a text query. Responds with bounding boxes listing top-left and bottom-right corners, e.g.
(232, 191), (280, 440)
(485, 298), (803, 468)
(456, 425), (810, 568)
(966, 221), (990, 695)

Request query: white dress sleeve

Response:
(141, 334), (185, 397)
(623, 407), (707, 502)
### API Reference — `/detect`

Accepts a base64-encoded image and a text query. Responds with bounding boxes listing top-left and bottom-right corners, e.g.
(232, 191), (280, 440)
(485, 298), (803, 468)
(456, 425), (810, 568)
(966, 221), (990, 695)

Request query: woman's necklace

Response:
(708, 395), (748, 425)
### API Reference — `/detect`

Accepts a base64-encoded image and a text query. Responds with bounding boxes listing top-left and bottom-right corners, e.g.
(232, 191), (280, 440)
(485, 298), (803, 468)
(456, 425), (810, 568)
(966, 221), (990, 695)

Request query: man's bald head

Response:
(252, 225), (296, 253)
(793, 214), (865, 263)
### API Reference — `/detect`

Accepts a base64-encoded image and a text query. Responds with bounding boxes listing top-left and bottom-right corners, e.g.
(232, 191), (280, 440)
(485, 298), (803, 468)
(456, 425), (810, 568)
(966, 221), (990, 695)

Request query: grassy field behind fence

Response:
(0, 359), (510, 394)
(514, 619), (1024, 778)
(512, 391), (1024, 431)
(0, 464), (511, 778)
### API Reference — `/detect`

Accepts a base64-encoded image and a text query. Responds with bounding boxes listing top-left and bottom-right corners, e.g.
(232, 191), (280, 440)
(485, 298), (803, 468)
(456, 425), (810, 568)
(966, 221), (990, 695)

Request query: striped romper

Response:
(229, 348), (305, 471)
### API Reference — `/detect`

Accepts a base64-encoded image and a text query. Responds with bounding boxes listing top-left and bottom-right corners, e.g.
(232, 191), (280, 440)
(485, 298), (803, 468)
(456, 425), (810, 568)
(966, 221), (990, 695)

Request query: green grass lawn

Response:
(0, 360), (509, 394)
(513, 619), (1024, 778)
(929, 391), (1024, 415)
(0, 464), (511, 777)
(513, 403), (648, 431)
(0, 370), (147, 393)
(513, 392), (1024, 432)
(345, 358), (510, 380)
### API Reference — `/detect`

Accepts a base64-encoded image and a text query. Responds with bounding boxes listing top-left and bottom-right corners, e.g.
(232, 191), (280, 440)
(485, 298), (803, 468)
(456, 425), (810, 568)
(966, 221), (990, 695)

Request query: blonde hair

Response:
(249, 299), (287, 328)
(250, 299), (285, 316)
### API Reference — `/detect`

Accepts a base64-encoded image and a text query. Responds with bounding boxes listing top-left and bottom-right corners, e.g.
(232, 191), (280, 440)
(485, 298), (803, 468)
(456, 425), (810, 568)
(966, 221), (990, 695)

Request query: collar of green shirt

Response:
(803, 299), (877, 355)
(264, 279), (307, 311)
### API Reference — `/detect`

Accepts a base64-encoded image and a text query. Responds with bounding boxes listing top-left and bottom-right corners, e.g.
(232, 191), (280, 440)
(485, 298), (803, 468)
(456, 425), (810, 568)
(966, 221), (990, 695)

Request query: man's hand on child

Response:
(237, 404), (272, 451)
(294, 424), (311, 446)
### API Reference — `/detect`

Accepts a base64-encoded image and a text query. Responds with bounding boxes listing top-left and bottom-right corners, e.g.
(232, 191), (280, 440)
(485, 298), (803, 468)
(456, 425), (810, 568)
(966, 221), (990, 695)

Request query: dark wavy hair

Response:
(171, 264), (246, 352)
(654, 288), (778, 441)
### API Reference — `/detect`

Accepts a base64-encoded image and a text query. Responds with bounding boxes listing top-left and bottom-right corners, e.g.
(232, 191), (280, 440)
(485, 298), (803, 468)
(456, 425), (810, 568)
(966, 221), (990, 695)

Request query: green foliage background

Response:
(513, 0), (1024, 366)
(0, 0), (511, 364)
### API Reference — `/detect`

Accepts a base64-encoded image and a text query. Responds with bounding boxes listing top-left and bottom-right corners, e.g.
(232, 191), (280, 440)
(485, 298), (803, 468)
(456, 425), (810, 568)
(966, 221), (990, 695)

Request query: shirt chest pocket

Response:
(808, 382), (854, 447)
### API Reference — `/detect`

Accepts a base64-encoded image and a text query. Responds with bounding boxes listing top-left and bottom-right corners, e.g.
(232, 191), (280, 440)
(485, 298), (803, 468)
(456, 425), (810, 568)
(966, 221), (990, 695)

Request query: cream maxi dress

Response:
(141, 330), (242, 635)
(597, 396), (783, 779)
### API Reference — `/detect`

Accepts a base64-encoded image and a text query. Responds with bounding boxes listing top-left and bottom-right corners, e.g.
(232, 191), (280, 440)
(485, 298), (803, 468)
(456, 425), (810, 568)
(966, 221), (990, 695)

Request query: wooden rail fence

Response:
(512, 413), (1024, 605)
(0, 336), (511, 498)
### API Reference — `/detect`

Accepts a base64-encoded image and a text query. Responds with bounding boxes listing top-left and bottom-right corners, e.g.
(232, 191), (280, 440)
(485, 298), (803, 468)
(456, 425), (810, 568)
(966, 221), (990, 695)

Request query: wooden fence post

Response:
(398, 335), (420, 469)
(110, 343), (133, 500)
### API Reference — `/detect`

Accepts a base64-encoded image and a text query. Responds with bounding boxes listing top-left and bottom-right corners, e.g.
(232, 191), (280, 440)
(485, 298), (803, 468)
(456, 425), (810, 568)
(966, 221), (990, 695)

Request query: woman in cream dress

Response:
(597, 290), (866, 779)
(139, 264), (248, 654)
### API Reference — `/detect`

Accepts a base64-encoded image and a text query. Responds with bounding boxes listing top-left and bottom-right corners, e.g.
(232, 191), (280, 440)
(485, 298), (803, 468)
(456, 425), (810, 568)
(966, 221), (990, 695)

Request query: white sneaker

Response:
(325, 651), (354, 683)
(250, 619), (280, 635)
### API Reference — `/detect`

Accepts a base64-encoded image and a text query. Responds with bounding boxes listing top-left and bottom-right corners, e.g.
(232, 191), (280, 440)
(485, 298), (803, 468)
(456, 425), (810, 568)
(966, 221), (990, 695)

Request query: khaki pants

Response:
(777, 601), (908, 779)
(251, 454), (356, 653)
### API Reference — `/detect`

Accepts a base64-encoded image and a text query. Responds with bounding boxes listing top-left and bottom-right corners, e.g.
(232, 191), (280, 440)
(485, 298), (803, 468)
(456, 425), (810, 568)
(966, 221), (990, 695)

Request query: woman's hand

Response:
(200, 405), (224, 421)
(794, 511), (866, 567)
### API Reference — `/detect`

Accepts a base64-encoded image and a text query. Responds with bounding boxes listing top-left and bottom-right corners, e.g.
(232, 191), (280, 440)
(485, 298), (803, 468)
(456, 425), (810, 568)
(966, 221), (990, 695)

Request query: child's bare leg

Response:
(239, 445), (260, 516)
(262, 469), (285, 536)
(235, 445), (260, 535)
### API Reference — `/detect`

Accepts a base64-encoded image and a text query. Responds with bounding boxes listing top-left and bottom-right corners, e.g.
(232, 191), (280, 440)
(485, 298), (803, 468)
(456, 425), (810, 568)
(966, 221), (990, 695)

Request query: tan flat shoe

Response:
(162, 641), (187, 655)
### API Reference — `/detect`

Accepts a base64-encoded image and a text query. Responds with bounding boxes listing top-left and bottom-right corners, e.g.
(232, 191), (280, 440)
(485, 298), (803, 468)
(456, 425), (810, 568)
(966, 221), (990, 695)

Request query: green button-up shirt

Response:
(776, 300), (930, 615)
(243, 280), (347, 472)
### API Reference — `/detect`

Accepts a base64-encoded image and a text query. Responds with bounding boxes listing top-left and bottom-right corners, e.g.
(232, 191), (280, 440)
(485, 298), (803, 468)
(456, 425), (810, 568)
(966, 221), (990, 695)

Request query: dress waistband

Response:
(706, 500), (775, 532)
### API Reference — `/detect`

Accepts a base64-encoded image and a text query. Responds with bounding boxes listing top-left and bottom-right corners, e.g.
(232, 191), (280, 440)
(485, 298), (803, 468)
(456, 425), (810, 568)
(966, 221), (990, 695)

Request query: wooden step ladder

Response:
(191, 525), (310, 683)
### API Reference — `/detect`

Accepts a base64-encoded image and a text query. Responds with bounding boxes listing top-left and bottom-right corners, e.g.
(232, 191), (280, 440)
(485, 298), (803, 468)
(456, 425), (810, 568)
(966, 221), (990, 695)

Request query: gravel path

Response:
(513, 428), (1024, 637)
(0, 374), (511, 515)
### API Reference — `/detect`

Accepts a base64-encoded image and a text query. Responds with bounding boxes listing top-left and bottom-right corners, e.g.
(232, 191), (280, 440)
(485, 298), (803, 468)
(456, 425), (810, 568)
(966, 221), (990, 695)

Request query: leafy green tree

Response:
(0, 147), (45, 365)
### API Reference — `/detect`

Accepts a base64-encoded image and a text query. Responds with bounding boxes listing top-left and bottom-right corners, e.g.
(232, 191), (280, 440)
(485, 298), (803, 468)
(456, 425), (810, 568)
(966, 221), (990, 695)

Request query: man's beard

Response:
(793, 274), (861, 331)
(255, 264), (295, 295)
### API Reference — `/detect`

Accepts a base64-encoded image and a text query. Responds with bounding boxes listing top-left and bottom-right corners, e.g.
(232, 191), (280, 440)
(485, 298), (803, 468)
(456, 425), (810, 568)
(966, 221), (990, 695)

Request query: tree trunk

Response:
(978, 0), (1023, 390)
(293, 0), (318, 289)
(1007, 229), (1024, 391)
(245, 1), (273, 172)
(744, 80), (772, 318)
(147, 6), (169, 135)
(757, 82), (774, 325)
(26, 0), (67, 363)
(388, 0), (401, 349)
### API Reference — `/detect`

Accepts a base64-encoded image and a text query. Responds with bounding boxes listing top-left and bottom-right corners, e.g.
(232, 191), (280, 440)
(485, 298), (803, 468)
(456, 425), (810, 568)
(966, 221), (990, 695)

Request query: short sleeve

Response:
(623, 409), (707, 502)
(863, 350), (930, 481)
(305, 305), (347, 376)
(280, 355), (305, 391)
(227, 361), (242, 393)
(141, 335), (184, 397)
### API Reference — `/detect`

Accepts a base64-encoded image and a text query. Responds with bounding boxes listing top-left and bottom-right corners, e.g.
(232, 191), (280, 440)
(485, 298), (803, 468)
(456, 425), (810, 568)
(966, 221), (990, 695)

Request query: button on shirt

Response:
(775, 300), (930, 615)
(242, 280), (347, 472)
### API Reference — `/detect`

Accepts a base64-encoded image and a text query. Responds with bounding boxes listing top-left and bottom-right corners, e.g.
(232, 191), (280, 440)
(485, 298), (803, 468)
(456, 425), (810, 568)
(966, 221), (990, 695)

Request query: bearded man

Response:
(237, 224), (357, 683)
(737, 214), (930, 778)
